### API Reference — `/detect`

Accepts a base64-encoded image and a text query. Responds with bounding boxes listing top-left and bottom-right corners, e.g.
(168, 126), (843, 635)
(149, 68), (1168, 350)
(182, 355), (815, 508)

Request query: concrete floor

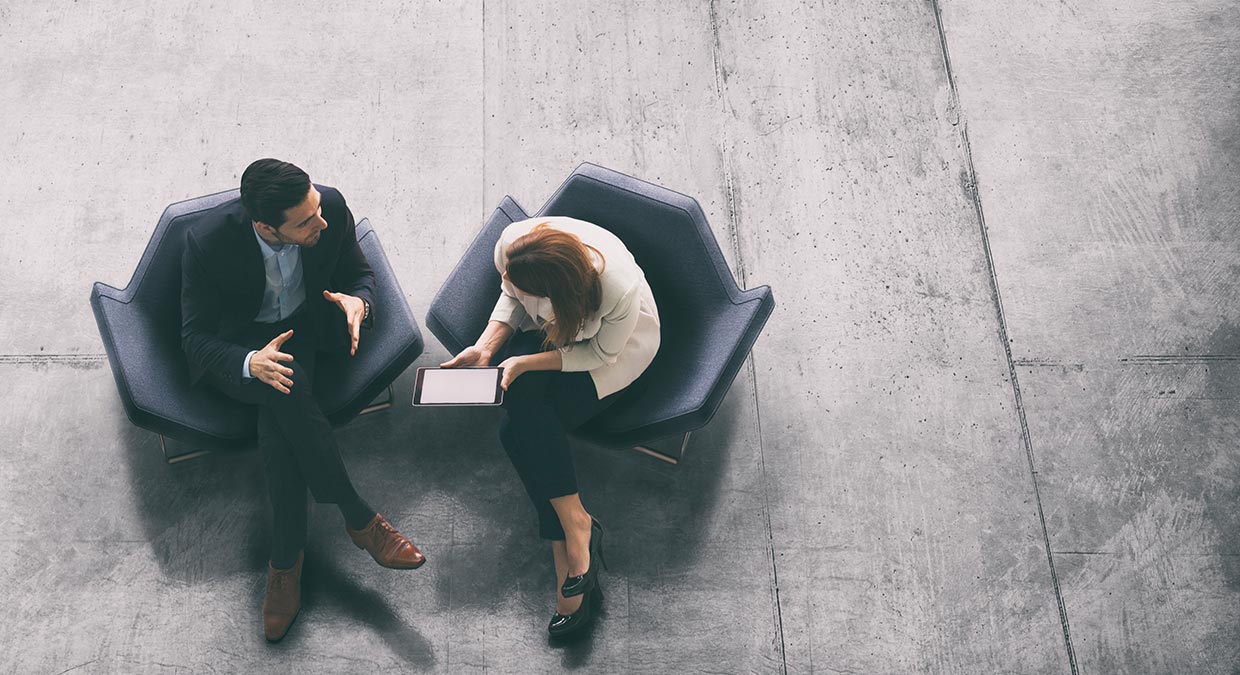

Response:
(1, 0), (1236, 673)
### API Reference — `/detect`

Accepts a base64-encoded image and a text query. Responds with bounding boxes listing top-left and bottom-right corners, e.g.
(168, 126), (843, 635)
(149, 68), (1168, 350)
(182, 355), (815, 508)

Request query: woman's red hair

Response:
(505, 222), (606, 348)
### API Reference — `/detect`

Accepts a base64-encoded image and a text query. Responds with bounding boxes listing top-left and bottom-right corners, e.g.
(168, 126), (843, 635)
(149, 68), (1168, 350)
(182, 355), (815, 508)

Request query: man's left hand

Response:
(323, 290), (366, 356)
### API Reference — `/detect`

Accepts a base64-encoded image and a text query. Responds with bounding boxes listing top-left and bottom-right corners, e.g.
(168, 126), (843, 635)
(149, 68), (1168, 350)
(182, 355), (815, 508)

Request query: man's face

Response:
(267, 186), (327, 247)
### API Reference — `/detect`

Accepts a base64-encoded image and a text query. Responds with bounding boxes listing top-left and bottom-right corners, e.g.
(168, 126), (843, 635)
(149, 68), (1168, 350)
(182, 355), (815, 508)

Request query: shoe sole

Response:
(350, 537), (428, 570)
(265, 610), (300, 643)
(375, 556), (427, 570)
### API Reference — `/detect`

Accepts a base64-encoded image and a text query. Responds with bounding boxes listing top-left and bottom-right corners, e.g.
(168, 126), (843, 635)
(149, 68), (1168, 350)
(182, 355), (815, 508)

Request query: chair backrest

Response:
(124, 190), (240, 332)
(534, 165), (770, 436)
(535, 164), (743, 336)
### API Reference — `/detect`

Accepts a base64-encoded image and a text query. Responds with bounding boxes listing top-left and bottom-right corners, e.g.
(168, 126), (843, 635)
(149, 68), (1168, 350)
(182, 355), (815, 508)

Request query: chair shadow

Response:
(118, 418), (270, 583)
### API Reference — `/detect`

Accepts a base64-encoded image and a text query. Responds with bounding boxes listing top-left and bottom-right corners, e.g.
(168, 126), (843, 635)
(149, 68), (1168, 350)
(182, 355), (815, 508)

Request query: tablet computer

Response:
(412, 367), (504, 406)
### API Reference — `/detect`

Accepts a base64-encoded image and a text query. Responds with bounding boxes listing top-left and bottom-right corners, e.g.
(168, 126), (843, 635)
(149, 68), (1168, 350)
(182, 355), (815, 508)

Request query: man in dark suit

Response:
(181, 158), (425, 642)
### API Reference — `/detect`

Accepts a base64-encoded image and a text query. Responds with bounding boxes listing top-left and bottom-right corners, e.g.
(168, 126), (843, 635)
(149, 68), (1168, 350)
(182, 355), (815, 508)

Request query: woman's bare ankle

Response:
(564, 520), (592, 575)
(556, 590), (584, 615)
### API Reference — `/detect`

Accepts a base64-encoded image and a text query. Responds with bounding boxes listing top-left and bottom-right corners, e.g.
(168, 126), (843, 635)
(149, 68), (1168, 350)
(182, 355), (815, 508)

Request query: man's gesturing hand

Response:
(252, 330), (296, 394)
(323, 290), (366, 356)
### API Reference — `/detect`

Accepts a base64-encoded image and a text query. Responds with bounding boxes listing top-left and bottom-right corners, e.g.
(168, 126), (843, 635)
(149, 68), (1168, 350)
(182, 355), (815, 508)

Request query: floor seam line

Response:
(710, 1), (783, 669)
(481, 0), (487, 219)
(929, 2), (1079, 673)
(0, 354), (107, 362)
(749, 352), (789, 675)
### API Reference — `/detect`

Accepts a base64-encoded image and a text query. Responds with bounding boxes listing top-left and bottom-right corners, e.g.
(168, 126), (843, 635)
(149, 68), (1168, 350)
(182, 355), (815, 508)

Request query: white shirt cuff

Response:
(242, 350), (257, 380)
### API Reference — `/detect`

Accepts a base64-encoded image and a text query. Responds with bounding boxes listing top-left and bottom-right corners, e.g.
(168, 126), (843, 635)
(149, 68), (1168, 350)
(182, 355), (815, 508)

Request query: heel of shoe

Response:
(592, 519), (608, 572)
(597, 537), (609, 572)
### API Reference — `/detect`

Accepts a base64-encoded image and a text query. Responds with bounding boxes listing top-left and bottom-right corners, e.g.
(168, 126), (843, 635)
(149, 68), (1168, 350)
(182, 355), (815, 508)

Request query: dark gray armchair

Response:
(426, 163), (775, 463)
(90, 190), (424, 462)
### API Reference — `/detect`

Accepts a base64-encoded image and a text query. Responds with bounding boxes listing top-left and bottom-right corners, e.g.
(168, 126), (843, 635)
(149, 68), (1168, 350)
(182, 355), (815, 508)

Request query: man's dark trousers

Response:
(204, 307), (362, 559)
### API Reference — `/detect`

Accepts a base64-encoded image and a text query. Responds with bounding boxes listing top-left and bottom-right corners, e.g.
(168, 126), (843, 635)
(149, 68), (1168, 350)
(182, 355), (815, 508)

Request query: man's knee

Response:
(286, 357), (314, 392)
(260, 358), (315, 405)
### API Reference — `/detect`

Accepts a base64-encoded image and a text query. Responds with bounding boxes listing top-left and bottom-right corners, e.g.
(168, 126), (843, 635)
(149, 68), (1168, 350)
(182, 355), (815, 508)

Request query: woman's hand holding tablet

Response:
(413, 367), (504, 406)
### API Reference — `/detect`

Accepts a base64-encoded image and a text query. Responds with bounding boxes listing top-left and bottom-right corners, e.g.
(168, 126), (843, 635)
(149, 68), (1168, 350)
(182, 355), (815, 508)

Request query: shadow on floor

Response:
(1202, 320), (1240, 591)
(116, 364), (747, 654)
(291, 545), (438, 669)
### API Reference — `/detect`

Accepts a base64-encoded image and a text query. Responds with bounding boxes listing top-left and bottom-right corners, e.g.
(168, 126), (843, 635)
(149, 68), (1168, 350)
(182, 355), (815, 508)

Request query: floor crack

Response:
(749, 353), (789, 675)
(929, 1), (1079, 673)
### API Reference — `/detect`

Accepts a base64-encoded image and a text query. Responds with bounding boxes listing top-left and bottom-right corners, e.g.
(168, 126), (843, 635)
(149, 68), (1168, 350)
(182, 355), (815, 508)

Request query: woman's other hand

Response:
(498, 355), (527, 390)
(441, 345), (492, 368)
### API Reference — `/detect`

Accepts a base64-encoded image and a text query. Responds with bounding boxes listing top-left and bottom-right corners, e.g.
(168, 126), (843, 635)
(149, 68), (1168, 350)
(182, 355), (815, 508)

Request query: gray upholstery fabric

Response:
(425, 196), (529, 356)
(425, 163), (775, 445)
(90, 189), (424, 449)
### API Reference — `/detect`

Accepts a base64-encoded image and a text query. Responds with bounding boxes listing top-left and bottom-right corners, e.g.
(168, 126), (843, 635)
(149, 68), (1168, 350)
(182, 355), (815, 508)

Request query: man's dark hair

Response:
(240, 158), (311, 227)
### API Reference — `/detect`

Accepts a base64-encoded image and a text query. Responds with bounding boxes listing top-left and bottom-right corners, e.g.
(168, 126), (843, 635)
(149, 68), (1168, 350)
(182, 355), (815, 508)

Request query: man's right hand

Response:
(252, 330), (297, 394)
(440, 345), (492, 368)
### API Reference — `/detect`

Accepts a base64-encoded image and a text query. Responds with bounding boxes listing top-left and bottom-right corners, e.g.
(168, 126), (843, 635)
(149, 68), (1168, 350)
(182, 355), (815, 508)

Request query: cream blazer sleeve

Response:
(559, 281), (642, 373)
(487, 234), (530, 330)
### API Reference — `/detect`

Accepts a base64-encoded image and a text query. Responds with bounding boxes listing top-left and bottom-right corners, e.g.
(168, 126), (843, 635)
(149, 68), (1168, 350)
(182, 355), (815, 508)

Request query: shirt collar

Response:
(252, 224), (297, 260)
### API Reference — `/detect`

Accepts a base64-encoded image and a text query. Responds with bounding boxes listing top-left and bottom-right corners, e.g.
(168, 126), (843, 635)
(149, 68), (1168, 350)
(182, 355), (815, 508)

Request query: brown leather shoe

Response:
(263, 552), (303, 642)
(346, 513), (427, 569)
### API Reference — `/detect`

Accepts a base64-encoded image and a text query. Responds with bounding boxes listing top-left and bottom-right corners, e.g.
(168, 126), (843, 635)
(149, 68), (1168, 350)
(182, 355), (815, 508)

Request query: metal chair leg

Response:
(160, 434), (211, 464)
(358, 384), (395, 416)
(633, 431), (691, 465)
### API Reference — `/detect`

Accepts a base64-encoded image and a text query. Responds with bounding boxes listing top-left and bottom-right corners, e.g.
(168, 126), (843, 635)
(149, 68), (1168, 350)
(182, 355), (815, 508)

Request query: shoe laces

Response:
(269, 569), (293, 591)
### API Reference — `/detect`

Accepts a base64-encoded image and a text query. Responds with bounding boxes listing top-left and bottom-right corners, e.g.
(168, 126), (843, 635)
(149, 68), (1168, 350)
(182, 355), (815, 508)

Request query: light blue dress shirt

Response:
(242, 226), (307, 380)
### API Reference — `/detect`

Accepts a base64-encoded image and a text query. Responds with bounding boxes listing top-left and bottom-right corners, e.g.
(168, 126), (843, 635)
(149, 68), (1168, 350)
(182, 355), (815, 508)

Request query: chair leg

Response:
(160, 434), (212, 464)
(632, 432), (691, 465)
(359, 384), (394, 416)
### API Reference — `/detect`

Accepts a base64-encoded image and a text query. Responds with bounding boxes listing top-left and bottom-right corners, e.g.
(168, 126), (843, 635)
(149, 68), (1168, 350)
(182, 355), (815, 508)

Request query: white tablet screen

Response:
(419, 368), (501, 404)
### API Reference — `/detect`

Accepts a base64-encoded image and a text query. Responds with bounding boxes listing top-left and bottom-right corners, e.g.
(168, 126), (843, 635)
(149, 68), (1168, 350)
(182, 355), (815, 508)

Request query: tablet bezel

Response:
(412, 366), (504, 406)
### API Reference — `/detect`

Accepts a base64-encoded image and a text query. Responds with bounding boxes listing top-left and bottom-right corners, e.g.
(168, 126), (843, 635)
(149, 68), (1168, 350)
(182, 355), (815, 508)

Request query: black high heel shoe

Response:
(561, 517), (606, 598)
(548, 581), (604, 640)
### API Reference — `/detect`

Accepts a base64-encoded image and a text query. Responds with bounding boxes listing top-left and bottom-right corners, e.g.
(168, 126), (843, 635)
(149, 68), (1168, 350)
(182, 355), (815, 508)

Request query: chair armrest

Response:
(425, 196), (529, 355)
(587, 286), (775, 443)
(320, 218), (425, 422)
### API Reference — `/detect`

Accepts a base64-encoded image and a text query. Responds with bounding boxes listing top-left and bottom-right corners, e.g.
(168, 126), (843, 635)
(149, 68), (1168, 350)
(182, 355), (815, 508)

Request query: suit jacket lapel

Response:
(231, 211), (265, 311)
(301, 235), (323, 293)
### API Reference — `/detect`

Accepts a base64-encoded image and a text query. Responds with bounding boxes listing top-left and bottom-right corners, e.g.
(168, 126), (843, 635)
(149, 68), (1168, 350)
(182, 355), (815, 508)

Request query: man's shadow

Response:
(121, 358), (748, 662)
(264, 543), (437, 667)
(117, 372), (437, 669)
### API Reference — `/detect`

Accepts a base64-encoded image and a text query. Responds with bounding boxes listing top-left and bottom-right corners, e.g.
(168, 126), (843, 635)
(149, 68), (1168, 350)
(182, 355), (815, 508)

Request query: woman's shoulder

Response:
(542, 216), (617, 241)
(505, 216), (614, 243)
(502, 216), (632, 258)
(499, 217), (543, 245)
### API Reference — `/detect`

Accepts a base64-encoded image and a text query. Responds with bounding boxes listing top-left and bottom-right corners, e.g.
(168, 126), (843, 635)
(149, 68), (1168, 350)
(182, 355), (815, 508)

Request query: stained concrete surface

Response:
(1, 0), (1236, 673)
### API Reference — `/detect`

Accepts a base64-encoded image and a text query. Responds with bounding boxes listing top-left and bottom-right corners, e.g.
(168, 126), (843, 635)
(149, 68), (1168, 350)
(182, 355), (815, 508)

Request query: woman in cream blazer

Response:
(441, 215), (660, 639)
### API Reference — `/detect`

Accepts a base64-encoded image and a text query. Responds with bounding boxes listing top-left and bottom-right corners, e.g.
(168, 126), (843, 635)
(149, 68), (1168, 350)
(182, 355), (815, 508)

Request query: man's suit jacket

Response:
(180, 184), (376, 387)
